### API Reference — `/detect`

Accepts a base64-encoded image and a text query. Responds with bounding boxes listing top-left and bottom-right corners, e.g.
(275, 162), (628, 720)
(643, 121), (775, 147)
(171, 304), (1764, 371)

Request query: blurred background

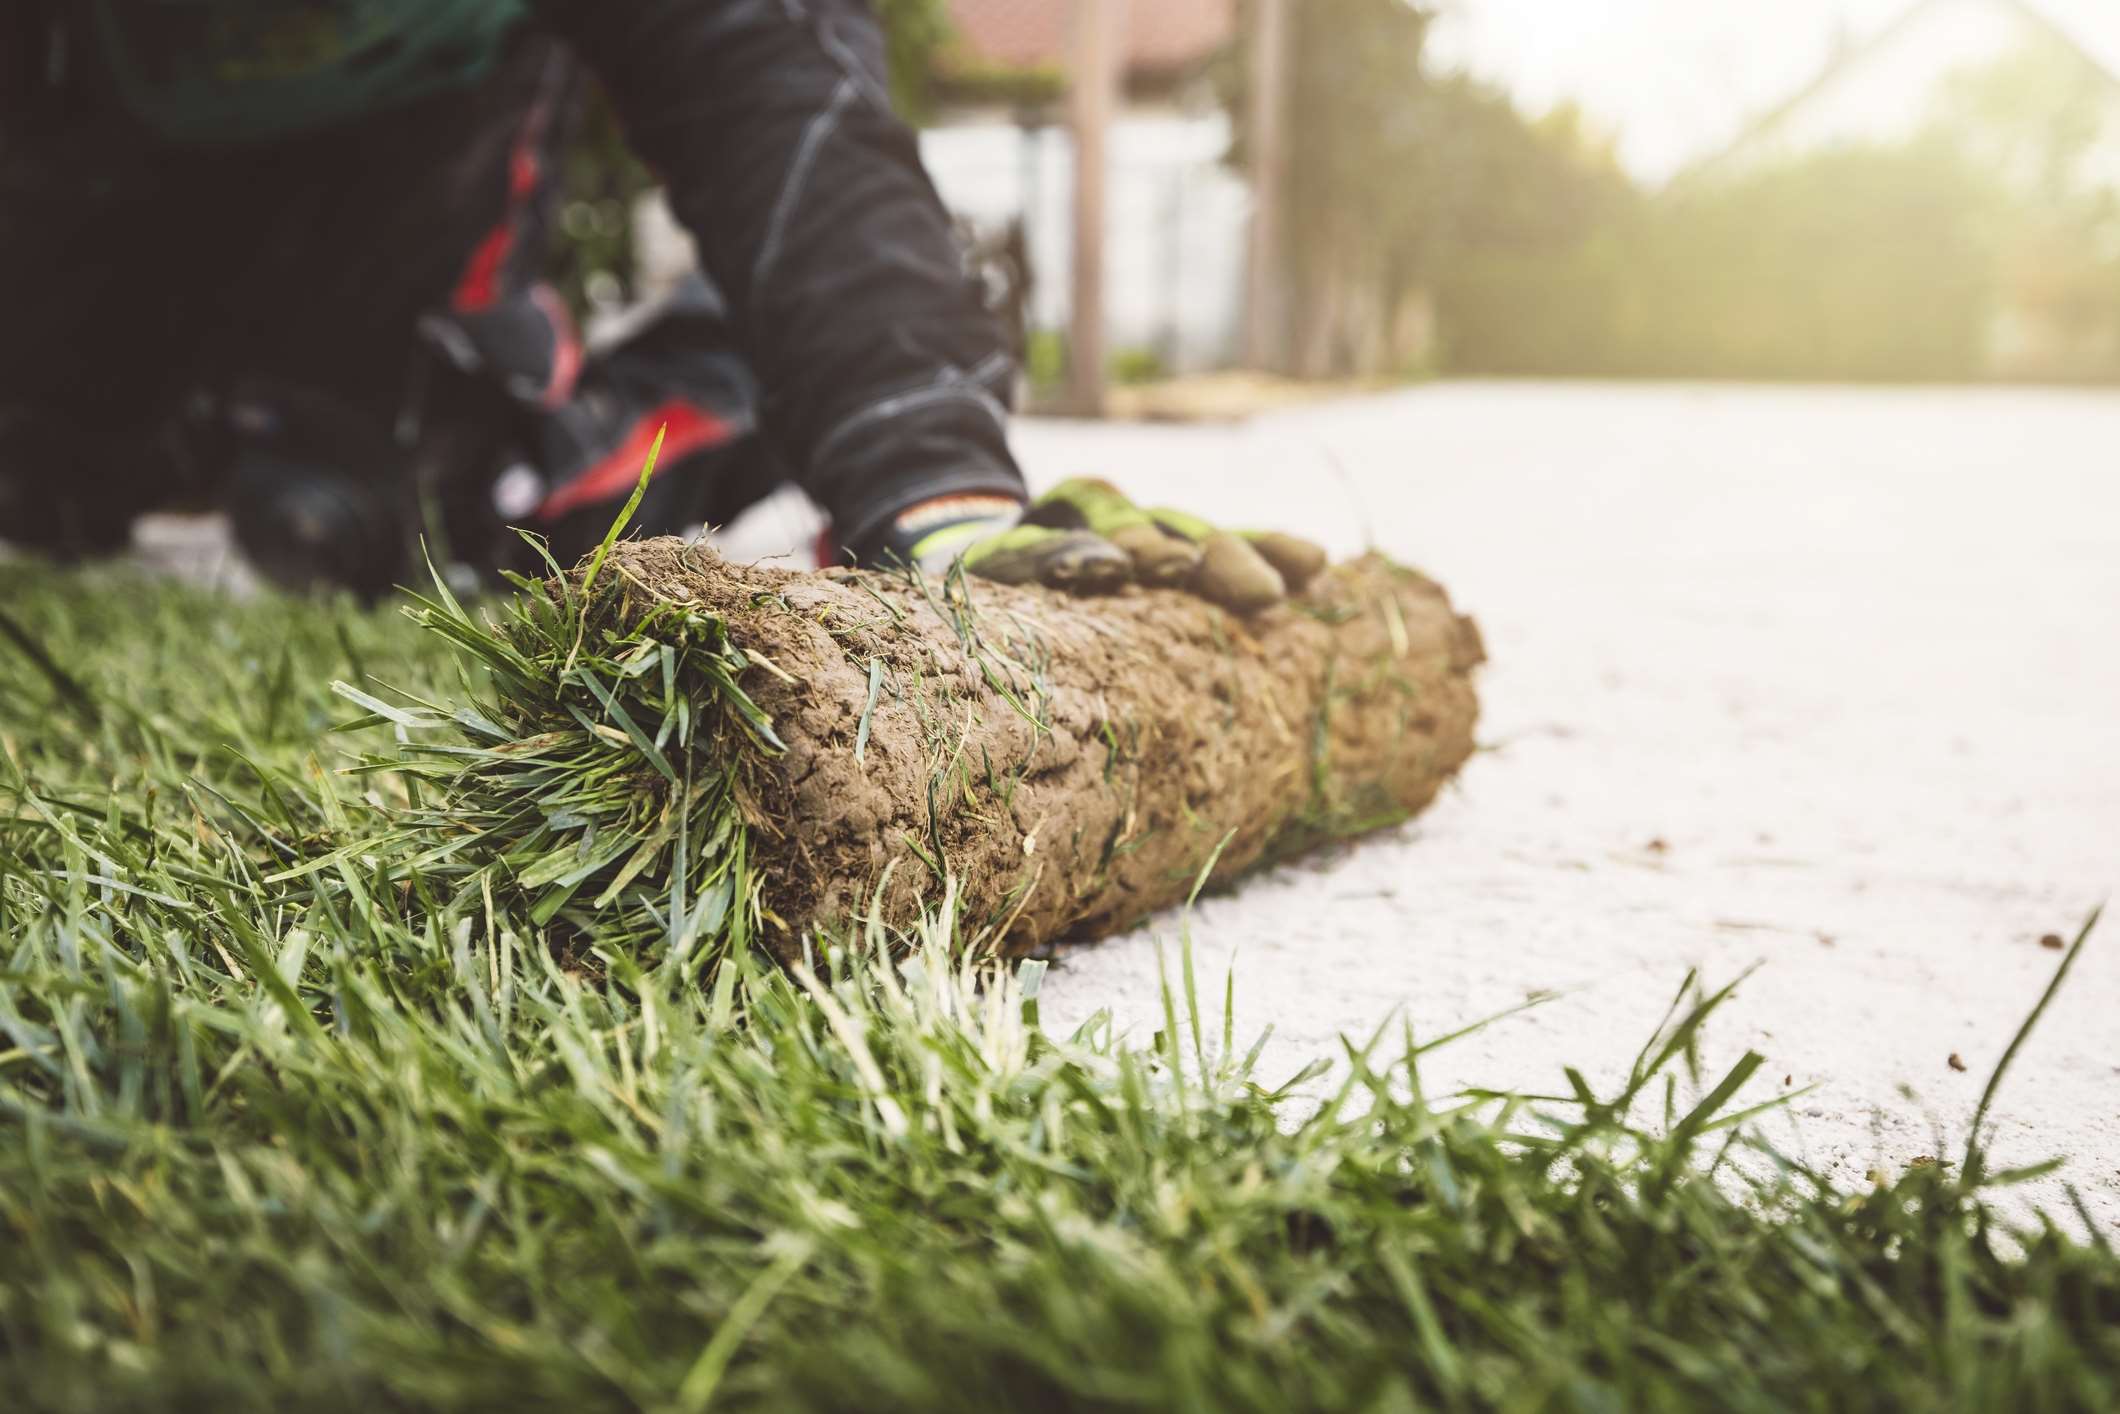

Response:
(563, 0), (2120, 403)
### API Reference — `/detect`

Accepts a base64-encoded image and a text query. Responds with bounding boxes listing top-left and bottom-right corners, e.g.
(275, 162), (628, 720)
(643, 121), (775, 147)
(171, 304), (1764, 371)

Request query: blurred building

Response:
(920, 0), (1249, 376)
(624, 2), (1248, 381)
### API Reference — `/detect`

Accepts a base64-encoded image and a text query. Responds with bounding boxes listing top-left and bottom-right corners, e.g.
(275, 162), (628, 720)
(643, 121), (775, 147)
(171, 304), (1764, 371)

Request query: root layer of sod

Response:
(1, 559), (2116, 1413)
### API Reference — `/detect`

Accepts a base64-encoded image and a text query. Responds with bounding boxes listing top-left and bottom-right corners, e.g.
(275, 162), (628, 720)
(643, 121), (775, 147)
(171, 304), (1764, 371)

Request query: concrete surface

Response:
(1011, 382), (2118, 1228)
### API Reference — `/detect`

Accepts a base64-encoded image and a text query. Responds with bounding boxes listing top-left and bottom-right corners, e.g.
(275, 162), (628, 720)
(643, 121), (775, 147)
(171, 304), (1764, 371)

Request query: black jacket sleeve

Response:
(530, 0), (1025, 549)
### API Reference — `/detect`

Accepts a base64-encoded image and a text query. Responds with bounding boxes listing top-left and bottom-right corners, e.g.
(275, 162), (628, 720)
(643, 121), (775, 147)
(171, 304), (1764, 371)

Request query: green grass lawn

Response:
(1, 557), (2116, 1412)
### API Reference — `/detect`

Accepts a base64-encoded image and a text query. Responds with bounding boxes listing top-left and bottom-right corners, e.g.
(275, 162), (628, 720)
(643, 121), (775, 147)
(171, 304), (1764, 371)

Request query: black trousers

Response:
(0, 34), (769, 572)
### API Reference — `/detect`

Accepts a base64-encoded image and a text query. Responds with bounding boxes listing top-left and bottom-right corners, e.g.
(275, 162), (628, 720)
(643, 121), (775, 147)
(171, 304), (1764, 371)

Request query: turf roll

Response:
(520, 538), (1486, 959)
(394, 536), (1478, 965)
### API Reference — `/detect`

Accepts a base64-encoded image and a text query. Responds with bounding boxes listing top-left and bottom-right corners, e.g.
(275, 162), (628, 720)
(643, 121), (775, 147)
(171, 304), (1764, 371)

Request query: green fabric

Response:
(959, 525), (1130, 591)
(1029, 478), (1152, 535)
(89, 0), (528, 143)
(906, 517), (1004, 569)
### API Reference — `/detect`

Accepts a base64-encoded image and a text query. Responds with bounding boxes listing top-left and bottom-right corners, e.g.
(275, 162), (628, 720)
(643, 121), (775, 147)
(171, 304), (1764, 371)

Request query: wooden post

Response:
(1067, 0), (1124, 416)
(1244, 0), (1292, 372)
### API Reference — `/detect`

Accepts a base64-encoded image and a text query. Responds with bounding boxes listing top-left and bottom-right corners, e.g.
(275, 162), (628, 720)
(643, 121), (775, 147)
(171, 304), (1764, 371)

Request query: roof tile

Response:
(946, 0), (1236, 75)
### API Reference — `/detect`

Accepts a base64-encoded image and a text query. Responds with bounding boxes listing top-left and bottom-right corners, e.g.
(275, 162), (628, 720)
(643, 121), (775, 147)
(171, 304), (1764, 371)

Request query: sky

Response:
(1428, 0), (2120, 181)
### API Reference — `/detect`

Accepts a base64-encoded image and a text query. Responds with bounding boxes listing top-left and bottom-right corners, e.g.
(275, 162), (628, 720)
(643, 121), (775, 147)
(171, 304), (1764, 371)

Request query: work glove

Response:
(873, 479), (1327, 614)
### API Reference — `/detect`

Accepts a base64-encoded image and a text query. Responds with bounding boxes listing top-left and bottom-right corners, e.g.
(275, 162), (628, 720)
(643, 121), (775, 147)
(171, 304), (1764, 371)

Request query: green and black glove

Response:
(861, 480), (1328, 613)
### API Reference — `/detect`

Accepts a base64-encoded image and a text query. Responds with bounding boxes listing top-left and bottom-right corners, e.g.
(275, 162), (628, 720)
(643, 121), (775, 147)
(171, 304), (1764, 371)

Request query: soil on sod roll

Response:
(594, 539), (1483, 959)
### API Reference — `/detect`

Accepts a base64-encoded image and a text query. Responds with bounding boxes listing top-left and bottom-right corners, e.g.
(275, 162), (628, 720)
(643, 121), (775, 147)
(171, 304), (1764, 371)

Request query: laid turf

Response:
(1, 556), (2116, 1412)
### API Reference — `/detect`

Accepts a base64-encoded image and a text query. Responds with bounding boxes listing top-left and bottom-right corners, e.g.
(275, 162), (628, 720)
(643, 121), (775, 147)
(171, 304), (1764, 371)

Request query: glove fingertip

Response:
(1243, 532), (1329, 594)
(1192, 531), (1287, 614)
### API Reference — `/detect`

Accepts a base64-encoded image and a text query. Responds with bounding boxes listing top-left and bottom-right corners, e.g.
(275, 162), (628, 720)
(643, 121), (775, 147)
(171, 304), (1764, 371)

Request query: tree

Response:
(875, 0), (956, 122)
(1927, 38), (2120, 377)
(1225, 0), (1633, 376)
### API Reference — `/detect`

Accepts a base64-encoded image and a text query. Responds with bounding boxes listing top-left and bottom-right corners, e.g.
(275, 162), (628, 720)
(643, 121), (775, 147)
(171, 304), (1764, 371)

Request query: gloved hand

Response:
(1003, 478), (1328, 613)
(873, 479), (1328, 614)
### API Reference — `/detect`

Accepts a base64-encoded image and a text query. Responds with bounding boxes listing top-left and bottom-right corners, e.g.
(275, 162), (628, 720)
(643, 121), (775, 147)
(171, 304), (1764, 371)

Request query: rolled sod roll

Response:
(553, 539), (1484, 961)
